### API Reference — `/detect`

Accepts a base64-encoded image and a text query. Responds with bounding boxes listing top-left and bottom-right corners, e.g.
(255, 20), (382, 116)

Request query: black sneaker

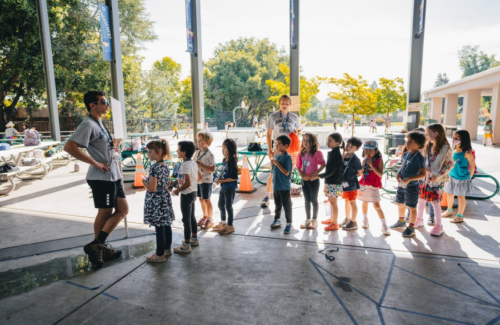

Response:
(103, 243), (122, 261)
(343, 220), (358, 230)
(83, 241), (105, 266)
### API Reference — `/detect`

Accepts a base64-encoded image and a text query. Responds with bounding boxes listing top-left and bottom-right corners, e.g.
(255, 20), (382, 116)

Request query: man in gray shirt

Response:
(64, 91), (129, 267)
(262, 94), (301, 208)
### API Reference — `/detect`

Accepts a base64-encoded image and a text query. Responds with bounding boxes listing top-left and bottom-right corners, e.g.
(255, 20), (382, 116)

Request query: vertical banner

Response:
(290, 0), (295, 46)
(417, 0), (425, 37)
(185, 0), (194, 54)
(98, 3), (113, 61)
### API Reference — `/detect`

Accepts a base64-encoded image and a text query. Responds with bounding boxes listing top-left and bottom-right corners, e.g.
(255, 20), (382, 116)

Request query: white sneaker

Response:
(381, 225), (390, 236)
(362, 219), (369, 229)
(414, 218), (424, 228)
(300, 219), (311, 229)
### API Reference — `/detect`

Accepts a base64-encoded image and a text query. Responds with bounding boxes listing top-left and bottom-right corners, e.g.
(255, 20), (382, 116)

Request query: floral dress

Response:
(419, 145), (454, 202)
(144, 163), (175, 227)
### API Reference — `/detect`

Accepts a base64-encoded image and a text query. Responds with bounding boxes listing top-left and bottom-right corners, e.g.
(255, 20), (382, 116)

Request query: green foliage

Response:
(373, 77), (406, 131)
(433, 73), (449, 87)
(305, 107), (320, 122)
(458, 45), (498, 78)
(321, 107), (327, 121)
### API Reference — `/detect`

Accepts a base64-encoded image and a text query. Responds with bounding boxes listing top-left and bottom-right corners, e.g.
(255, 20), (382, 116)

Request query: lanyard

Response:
(196, 149), (208, 162)
(342, 154), (355, 178)
(302, 153), (311, 173)
(89, 115), (114, 149)
(401, 152), (417, 176)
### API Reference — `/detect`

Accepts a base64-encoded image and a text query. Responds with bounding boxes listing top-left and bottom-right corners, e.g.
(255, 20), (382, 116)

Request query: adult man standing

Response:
(261, 95), (301, 208)
(64, 91), (129, 266)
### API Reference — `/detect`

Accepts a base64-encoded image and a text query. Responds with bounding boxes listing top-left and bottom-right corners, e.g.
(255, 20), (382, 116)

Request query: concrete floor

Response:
(1, 127), (500, 324)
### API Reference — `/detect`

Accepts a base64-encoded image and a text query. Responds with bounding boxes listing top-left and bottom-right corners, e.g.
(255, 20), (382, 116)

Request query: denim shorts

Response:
(395, 184), (419, 208)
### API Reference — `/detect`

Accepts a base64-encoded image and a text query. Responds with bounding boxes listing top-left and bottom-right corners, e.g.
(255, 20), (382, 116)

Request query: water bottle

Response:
(74, 162), (80, 172)
(324, 200), (331, 217)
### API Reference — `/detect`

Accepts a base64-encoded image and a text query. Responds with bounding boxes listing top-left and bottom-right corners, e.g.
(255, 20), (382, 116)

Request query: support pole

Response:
(405, 0), (427, 129)
(290, 0), (300, 116)
(106, 0), (127, 139)
(35, 0), (61, 141)
(190, 0), (204, 140)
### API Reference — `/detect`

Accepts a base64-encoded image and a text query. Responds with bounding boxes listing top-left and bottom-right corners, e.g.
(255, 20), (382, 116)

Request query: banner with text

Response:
(417, 0), (425, 37)
(290, 0), (295, 46)
(98, 4), (112, 61)
(185, 0), (194, 54)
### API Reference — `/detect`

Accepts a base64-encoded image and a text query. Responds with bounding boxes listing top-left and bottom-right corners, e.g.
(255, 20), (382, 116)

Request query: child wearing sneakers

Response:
(195, 131), (216, 230)
(358, 140), (389, 235)
(319, 132), (345, 231)
(296, 133), (325, 229)
(269, 135), (294, 234)
(172, 141), (198, 254)
(143, 140), (175, 263)
(213, 138), (239, 234)
(340, 137), (363, 231)
(391, 131), (427, 237)
(443, 130), (476, 223)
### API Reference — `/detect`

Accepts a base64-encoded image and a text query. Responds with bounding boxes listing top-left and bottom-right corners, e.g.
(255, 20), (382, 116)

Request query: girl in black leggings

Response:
(296, 133), (326, 229)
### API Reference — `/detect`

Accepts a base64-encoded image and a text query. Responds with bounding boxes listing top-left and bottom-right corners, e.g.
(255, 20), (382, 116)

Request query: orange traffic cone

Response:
(133, 152), (145, 189)
(440, 190), (448, 209)
(236, 155), (256, 193)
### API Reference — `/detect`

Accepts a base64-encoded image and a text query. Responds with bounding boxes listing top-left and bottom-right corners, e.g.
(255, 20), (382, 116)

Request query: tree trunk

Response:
(351, 113), (355, 137)
(385, 110), (390, 133)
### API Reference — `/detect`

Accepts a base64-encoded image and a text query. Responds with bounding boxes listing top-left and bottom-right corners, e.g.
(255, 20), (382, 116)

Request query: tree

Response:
(373, 77), (406, 132)
(266, 63), (325, 116)
(305, 107), (320, 122)
(328, 73), (376, 136)
(203, 38), (282, 123)
(458, 45), (499, 78)
(433, 73), (449, 87)
(142, 68), (178, 119)
(322, 107), (327, 121)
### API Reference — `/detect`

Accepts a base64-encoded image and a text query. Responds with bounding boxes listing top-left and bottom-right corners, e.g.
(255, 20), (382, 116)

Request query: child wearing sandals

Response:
(212, 138), (239, 234)
(195, 131), (216, 230)
(319, 133), (345, 231)
(340, 137), (363, 231)
(417, 124), (454, 236)
(143, 140), (175, 263)
(358, 140), (390, 235)
(296, 133), (325, 229)
(442, 130), (476, 223)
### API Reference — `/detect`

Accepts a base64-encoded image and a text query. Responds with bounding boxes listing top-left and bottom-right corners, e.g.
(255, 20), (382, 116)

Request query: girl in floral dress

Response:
(143, 139), (175, 263)
(417, 124), (454, 236)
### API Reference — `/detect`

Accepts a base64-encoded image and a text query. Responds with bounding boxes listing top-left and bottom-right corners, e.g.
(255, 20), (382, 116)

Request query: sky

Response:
(140, 0), (500, 100)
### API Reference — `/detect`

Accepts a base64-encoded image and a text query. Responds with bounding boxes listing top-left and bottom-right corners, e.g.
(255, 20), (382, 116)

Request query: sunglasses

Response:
(92, 99), (109, 106)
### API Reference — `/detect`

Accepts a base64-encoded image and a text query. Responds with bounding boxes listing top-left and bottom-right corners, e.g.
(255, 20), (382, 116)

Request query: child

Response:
(369, 119), (374, 133)
(195, 131), (216, 230)
(172, 141), (198, 254)
(213, 138), (239, 234)
(391, 131), (427, 237)
(184, 123), (192, 139)
(5, 121), (19, 139)
(296, 133), (325, 229)
(483, 119), (493, 146)
(269, 135), (294, 234)
(144, 123), (149, 135)
(205, 122), (209, 131)
(143, 140), (175, 263)
(417, 124), (454, 236)
(443, 130), (476, 223)
(340, 137), (363, 230)
(358, 140), (390, 235)
(319, 132), (345, 231)
(173, 123), (179, 139)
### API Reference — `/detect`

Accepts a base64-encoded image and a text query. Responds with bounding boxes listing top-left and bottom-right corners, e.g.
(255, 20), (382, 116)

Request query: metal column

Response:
(290, 0), (300, 97)
(190, 0), (204, 140)
(106, 0), (127, 139)
(35, 0), (61, 141)
(405, 0), (427, 129)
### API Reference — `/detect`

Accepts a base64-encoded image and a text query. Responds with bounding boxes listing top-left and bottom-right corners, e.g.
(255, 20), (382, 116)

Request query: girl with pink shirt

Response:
(296, 133), (326, 229)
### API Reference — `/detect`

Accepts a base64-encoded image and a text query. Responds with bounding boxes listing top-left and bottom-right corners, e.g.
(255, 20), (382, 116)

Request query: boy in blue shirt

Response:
(390, 131), (427, 237)
(270, 135), (293, 234)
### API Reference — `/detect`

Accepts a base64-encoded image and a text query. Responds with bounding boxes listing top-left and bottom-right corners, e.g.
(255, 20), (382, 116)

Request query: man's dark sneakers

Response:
(83, 241), (105, 266)
(103, 243), (122, 261)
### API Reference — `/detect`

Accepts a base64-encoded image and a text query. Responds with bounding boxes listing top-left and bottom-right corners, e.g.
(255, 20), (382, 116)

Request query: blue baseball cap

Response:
(362, 140), (378, 149)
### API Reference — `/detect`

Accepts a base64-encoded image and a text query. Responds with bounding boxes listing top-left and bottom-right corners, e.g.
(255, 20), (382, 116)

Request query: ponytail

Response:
(339, 140), (345, 156)
(146, 139), (172, 161)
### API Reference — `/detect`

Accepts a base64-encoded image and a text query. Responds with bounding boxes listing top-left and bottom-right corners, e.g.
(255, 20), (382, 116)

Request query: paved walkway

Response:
(1, 127), (500, 324)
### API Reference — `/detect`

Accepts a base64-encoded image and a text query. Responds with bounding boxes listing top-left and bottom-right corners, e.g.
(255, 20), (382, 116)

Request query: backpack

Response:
(0, 143), (11, 150)
(0, 162), (19, 173)
(24, 130), (40, 146)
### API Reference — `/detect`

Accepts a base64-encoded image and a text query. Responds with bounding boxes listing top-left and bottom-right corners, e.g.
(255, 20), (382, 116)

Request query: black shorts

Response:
(87, 179), (126, 209)
(395, 184), (419, 208)
(197, 183), (212, 199)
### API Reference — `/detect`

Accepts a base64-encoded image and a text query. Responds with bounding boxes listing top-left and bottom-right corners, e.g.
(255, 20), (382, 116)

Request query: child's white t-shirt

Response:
(178, 160), (198, 194)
